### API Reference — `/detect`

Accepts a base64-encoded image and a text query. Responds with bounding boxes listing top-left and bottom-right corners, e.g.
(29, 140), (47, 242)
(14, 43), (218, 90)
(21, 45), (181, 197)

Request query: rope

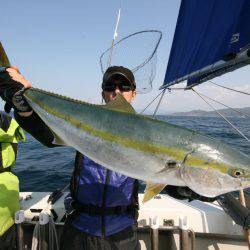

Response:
(194, 92), (250, 118)
(49, 217), (59, 250)
(153, 88), (167, 117)
(192, 89), (250, 143)
(31, 224), (39, 250)
(31, 205), (59, 250)
(140, 89), (165, 114)
(209, 81), (250, 95)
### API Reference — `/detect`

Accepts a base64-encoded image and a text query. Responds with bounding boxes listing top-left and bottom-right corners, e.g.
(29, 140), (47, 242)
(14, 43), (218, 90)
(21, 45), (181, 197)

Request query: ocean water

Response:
(15, 116), (250, 192)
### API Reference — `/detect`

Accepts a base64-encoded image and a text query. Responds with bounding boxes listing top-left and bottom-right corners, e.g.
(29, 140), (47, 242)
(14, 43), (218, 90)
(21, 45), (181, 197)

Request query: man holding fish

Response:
(0, 66), (235, 250)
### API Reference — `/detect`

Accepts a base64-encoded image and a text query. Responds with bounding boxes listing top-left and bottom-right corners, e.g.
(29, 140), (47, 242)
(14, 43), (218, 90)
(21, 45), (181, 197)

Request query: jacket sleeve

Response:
(14, 111), (57, 148)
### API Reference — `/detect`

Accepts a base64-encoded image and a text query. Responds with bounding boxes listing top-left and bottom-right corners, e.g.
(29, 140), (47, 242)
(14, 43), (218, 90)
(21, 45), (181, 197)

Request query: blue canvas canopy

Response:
(161, 0), (250, 89)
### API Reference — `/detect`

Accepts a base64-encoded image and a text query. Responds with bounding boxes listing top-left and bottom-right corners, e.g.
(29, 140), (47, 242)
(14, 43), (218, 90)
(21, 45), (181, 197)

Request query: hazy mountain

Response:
(169, 107), (250, 117)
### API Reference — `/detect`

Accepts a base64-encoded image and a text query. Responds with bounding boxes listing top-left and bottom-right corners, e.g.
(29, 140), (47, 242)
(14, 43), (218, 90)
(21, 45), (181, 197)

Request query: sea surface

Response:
(15, 116), (250, 192)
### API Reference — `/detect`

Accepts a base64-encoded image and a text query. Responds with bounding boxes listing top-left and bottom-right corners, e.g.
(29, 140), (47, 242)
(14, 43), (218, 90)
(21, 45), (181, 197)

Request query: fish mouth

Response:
(240, 179), (250, 189)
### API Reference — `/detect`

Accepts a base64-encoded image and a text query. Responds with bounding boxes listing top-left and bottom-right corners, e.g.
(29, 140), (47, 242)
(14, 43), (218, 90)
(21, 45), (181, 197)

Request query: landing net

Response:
(100, 30), (162, 94)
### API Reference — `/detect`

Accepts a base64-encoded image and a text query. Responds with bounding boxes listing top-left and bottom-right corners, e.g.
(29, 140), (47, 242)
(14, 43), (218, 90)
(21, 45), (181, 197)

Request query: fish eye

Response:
(166, 160), (177, 168)
(232, 169), (243, 178)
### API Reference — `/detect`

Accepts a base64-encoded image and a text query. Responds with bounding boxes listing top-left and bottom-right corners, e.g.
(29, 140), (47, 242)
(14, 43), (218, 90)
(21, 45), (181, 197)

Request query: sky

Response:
(1, 0), (249, 114)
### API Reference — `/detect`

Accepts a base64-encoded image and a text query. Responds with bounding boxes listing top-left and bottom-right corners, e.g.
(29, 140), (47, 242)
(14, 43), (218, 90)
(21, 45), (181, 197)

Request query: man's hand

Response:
(0, 66), (33, 116)
(6, 67), (32, 88)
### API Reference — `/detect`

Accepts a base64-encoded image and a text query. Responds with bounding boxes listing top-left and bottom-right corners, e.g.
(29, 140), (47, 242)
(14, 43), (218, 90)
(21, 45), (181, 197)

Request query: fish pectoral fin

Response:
(52, 132), (68, 146)
(143, 182), (167, 203)
(103, 94), (136, 114)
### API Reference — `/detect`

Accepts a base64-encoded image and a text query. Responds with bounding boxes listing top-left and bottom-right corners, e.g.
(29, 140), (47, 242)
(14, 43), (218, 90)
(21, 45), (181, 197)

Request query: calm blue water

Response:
(14, 116), (250, 192)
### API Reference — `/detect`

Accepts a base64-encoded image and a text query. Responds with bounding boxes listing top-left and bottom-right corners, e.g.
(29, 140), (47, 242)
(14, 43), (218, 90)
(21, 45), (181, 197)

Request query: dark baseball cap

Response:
(102, 66), (136, 87)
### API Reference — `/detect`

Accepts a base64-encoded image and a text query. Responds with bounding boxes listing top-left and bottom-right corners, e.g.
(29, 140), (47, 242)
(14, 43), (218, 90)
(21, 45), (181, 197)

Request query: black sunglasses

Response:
(102, 82), (135, 92)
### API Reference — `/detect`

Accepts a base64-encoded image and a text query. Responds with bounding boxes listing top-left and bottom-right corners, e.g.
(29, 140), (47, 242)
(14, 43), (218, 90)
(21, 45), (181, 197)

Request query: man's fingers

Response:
(6, 68), (32, 88)
(10, 66), (20, 73)
(6, 67), (19, 74)
(13, 76), (32, 88)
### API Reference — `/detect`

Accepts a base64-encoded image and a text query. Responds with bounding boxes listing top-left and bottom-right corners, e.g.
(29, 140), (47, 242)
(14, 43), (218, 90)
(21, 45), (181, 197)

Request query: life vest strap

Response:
(0, 166), (11, 173)
(71, 201), (139, 216)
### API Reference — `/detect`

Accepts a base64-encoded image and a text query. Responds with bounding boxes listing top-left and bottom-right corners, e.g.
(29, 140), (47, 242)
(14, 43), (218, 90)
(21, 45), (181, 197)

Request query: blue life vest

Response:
(70, 153), (138, 236)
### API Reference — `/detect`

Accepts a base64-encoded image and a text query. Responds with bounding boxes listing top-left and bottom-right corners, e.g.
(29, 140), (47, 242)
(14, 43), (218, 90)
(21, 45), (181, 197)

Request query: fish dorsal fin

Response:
(143, 182), (167, 203)
(104, 94), (136, 114)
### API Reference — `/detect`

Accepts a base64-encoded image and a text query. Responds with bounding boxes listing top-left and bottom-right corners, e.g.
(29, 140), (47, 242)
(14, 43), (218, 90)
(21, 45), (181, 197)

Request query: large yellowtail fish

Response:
(1, 41), (249, 201)
(23, 88), (250, 200)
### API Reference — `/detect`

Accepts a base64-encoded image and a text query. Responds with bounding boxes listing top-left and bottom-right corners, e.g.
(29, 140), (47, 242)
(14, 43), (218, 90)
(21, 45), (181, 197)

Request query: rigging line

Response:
(209, 81), (250, 96)
(192, 88), (250, 143)
(153, 88), (167, 118)
(140, 89), (165, 114)
(195, 91), (250, 118)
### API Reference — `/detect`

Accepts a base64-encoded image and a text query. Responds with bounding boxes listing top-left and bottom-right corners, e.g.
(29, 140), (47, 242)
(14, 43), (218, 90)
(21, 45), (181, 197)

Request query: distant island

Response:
(169, 107), (250, 117)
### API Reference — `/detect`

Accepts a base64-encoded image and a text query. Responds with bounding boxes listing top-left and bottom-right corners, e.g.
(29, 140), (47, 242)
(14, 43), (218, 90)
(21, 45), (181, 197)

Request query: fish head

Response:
(177, 141), (250, 197)
(228, 168), (250, 179)
(180, 161), (250, 198)
(227, 167), (250, 190)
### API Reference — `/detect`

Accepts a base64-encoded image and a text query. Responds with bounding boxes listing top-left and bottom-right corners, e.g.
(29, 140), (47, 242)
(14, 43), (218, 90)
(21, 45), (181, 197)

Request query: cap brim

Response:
(104, 72), (133, 84)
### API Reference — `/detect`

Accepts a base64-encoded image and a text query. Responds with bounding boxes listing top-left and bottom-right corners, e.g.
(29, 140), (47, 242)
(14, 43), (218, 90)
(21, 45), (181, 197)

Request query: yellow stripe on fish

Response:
(26, 91), (232, 176)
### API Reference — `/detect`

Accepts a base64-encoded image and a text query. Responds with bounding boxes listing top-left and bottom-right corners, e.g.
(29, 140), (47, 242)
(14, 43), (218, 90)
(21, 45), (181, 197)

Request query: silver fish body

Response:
(24, 88), (250, 197)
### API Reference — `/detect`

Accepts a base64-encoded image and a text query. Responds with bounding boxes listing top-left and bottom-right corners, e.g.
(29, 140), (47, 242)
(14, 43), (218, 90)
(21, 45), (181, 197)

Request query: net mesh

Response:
(100, 30), (162, 94)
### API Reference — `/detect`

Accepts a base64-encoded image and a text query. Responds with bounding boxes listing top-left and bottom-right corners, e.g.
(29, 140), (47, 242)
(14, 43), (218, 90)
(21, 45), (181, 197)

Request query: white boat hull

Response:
(19, 192), (248, 250)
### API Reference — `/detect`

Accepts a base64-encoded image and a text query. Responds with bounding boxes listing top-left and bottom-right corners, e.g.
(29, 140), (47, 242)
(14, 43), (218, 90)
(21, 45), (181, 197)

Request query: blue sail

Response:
(161, 0), (250, 89)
